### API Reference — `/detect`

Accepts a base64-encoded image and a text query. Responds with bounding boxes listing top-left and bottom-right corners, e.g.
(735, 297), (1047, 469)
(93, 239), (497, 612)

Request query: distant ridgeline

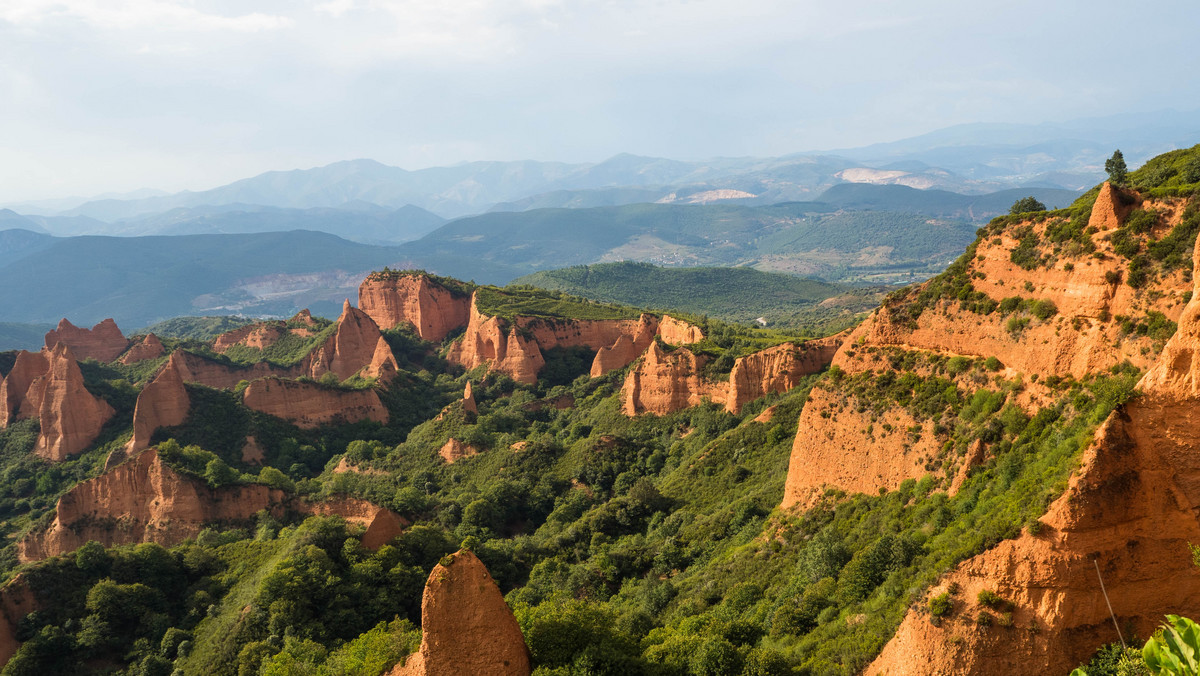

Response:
(0, 145), (1197, 676)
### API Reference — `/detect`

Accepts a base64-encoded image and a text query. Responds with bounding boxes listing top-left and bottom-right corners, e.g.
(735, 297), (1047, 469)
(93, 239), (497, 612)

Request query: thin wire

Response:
(1094, 558), (1126, 649)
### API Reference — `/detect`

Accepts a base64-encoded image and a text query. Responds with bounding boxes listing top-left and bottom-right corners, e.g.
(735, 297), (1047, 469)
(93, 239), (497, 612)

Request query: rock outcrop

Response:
(590, 314), (660, 377)
(0, 577), (35, 669)
(658, 314), (705, 345)
(724, 335), (843, 413)
(439, 438), (479, 464)
(213, 323), (286, 353)
(462, 381), (478, 415)
(621, 343), (727, 415)
(18, 449), (289, 561)
(126, 354), (191, 454)
(44, 318), (129, 363)
(169, 350), (287, 390)
(119, 333), (166, 364)
(390, 549), (531, 676)
(307, 300), (398, 382)
(359, 272), (473, 342)
(26, 344), (116, 461)
(0, 350), (48, 427)
(781, 187), (1191, 508)
(242, 378), (387, 429)
(303, 496), (408, 550)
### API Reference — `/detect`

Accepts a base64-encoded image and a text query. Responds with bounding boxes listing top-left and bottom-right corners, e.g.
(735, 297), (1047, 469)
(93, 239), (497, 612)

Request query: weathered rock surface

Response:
(439, 438), (479, 464)
(126, 353), (190, 455)
(462, 381), (478, 415)
(725, 335), (843, 413)
(170, 350), (288, 390)
(18, 450), (403, 562)
(119, 333), (166, 364)
(307, 300), (397, 381)
(621, 343), (727, 415)
(781, 187), (1191, 507)
(213, 323), (286, 353)
(26, 344), (115, 461)
(18, 449), (289, 562)
(44, 318), (128, 362)
(590, 314), (659, 377)
(242, 377), (387, 429)
(0, 577), (35, 669)
(390, 549), (531, 676)
(359, 272), (473, 342)
(0, 351), (48, 427)
(658, 314), (705, 345)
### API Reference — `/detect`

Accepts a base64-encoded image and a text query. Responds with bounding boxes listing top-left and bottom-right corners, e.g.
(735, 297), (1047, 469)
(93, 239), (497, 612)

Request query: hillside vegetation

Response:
(513, 262), (882, 330)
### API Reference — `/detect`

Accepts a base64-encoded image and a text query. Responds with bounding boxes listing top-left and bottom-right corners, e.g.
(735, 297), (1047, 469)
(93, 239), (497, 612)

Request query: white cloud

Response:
(0, 1), (291, 32)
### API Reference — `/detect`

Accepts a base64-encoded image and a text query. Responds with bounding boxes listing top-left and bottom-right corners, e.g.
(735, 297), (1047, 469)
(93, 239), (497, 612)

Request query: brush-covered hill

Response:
(404, 201), (977, 283)
(512, 261), (883, 331)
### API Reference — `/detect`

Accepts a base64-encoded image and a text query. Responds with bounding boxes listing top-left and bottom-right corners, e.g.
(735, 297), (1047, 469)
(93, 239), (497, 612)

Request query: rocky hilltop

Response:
(390, 549), (531, 676)
(359, 271), (473, 341)
(783, 182), (1193, 510)
(44, 317), (129, 362)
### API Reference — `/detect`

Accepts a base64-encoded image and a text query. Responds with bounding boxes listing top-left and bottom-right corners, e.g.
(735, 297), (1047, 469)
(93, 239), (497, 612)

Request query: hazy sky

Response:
(2, 0), (1198, 202)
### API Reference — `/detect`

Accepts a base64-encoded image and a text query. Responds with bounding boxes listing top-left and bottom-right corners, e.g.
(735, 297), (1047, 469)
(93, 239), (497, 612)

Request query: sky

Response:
(1, 0), (1199, 202)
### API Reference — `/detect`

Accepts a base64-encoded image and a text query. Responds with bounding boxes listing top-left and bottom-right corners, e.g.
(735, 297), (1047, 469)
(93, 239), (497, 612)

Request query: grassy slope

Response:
(511, 261), (875, 327)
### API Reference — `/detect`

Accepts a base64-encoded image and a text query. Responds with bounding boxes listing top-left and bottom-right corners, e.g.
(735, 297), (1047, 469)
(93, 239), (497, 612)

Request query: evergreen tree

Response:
(1106, 149), (1129, 186)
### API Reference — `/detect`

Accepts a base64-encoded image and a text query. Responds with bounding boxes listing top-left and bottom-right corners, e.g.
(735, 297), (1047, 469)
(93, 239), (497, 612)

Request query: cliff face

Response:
(19, 449), (404, 562)
(725, 335), (844, 413)
(358, 273), (472, 342)
(170, 350), (289, 390)
(213, 323), (286, 353)
(119, 333), (166, 365)
(448, 291), (706, 385)
(18, 449), (288, 562)
(307, 300), (398, 382)
(782, 184), (1191, 508)
(44, 318), (129, 363)
(126, 353), (191, 455)
(621, 343), (726, 415)
(241, 378), (387, 429)
(390, 549), (531, 676)
(26, 344), (115, 461)
(0, 577), (35, 668)
(0, 350), (48, 427)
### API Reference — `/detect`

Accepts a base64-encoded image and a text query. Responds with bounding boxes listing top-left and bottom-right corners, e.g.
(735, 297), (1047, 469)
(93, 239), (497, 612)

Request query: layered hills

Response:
(0, 145), (1198, 676)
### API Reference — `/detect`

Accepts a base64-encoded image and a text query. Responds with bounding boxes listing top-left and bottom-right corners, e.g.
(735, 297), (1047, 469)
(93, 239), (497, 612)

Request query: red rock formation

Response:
(1087, 181), (1136, 232)
(658, 314), (705, 345)
(724, 335), (843, 413)
(241, 436), (266, 465)
(307, 300), (398, 382)
(213, 323), (285, 353)
(18, 449), (289, 562)
(26, 344), (115, 461)
(242, 377), (387, 429)
(0, 576), (35, 669)
(462, 381), (478, 415)
(0, 351), (48, 427)
(290, 309), (318, 326)
(590, 314), (659, 377)
(126, 353), (190, 455)
(119, 333), (166, 365)
(359, 273), (473, 342)
(170, 350), (289, 390)
(390, 549), (531, 676)
(439, 438), (479, 464)
(44, 318), (129, 362)
(780, 191), (1191, 508)
(621, 343), (727, 415)
(18, 450), (404, 562)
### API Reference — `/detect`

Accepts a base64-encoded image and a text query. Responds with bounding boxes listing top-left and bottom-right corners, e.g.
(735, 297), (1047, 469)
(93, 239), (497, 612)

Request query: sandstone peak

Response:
(0, 350), (49, 427)
(390, 549), (531, 676)
(463, 381), (478, 415)
(1087, 181), (1135, 232)
(290, 309), (318, 325)
(126, 356), (190, 455)
(658, 314), (705, 345)
(621, 342), (726, 415)
(309, 302), (397, 381)
(119, 333), (166, 365)
(27, 343), (115, 461)
(44, 317), (129, 362)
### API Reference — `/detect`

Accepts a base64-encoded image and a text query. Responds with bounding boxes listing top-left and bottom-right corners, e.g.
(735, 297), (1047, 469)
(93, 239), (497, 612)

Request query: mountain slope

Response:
(512, 261), (880, 329)
(0, 231), (527, 326)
